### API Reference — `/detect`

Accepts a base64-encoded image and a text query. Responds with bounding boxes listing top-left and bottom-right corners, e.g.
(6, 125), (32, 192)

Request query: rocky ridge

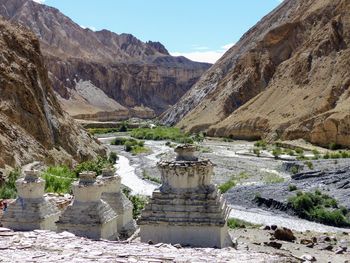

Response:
(0, 17), (105, 169)
(162, 0), (350, 148)
(0, 0), (211, 120)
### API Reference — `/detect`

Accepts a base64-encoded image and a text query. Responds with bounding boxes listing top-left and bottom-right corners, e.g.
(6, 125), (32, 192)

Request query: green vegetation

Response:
(328, 142), (341, 150)
(197, 146), (212, 153)
(142, 170), (161, 184)
(253, 148), (261, 157)
(295, 148), (304, 154)
(131, 126), (195, 143)
(304, 161), (314, 170)
(111, 137), (149, 155)
(218, 177), (236, 194)
(254, 140), (267, 149)
(272, 147), (283, 159)
(286, 149), (295, 156)
(42, 166), (77, 194)
(290, 165), (300, 175)
(123, 188), (149, 219)
(218, 172), (250, 193)
(263, 173), (284, 184)
(0, 169), (21, 199)
(73, 157), (113, 176)
(288, 184), (298, 192)
(87, 121), (130, 135)
(108, 152), (118, 164)
(288, 190), (350, 227)
(227, 218), (260, 229)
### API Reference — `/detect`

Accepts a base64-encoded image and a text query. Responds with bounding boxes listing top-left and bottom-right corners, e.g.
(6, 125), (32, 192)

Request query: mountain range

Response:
(0, 17), (105, 169)
(162, 0), (350, 148)
(0, 0), (211, 121)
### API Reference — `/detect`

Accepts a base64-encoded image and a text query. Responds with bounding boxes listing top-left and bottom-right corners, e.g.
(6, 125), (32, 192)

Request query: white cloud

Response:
(33, 0), (45, 4)
(171, 42), (235, 64)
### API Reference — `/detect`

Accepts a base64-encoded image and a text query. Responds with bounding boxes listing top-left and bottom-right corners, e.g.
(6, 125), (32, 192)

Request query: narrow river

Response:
(99, 136), (349, 233)
(115, 155), (158, 196)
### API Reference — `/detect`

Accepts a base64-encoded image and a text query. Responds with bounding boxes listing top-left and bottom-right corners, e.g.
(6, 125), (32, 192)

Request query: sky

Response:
(34, 0), (283, 63)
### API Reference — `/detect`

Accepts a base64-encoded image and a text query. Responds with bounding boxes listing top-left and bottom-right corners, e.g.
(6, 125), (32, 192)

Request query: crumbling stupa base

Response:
(1, 170), (60, 231)
(141, 224), (231, 248)
(2, 198), (59, 231)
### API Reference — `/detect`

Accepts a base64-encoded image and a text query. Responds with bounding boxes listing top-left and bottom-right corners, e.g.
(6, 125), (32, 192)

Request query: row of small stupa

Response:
(2, 145), (232, 248)
(1, 169), (136, 240)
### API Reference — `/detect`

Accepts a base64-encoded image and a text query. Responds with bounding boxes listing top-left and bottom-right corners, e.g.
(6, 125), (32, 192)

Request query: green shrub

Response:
(286, 149), (295, 156)
(304, 161), (314, 170)
(254, 140), (267, 148)
(108, 152), (118, 164)
(122, 188), (148, 219)
(290, 166), (300, 175)
(111, 137), (129, 145)
(330, 152), (341, 159)
(0, 169), (21, 199)
(87, 127), (119, 135)
(73, 157), (111, 176)
(295, 148), (304, 154)
(329, 142), (341, 150)
(42, 166), (77, 194)
(324, 153), (330, 159)
(253, 148), (261, 157)
(218, 177), (236, 193)
(119, 122), (128, 132)
(288, 190), (350, 227)
(131, 127), (194, 143)
(227, 218), (260, 229)
(288, 184), (298, 191)
(272, 147), (282, 159)
(340, 151), (350, 159)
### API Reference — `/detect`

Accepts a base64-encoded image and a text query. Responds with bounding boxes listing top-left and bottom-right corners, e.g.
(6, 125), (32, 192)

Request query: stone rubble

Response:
(0, 229), (294, 262)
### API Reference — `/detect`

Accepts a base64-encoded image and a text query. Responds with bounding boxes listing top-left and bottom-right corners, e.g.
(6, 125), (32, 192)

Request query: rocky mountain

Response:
(0, 0), (211, 121)
(0, 17), (105, 169)
(162, 0), (350, 148)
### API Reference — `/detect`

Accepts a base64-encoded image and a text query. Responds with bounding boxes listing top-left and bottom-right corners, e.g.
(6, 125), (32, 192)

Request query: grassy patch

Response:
(73, 157), (113, 176)
(219, 177), (236, 194)
(263, 173), (284, 184)
(288, 190), (350, 227)
(142, 170), (161, 184)
(218, 172), (251, 193)
(288, 184), (298, 192)
(111, 137), (149, 155)
(304, 161), (314, 170)
(87, 122), (130, 135)
(227, 218), (261, 229)
(131, 126), (195, 143)
(42, 166), (77, 194)
(0, 169), (21, 199)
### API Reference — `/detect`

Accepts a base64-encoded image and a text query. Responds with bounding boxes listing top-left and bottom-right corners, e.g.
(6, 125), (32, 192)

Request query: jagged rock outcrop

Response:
(0, 17), (105, 169)
(162, 0), (350, 148)
(0, 0), (211, 121)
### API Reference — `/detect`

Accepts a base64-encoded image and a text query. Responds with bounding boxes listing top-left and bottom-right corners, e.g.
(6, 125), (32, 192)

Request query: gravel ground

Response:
(0, 228), (294, 263)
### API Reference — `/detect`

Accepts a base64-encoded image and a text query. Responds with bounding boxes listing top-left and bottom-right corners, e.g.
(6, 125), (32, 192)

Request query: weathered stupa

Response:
(138, 145), (232, 248)
(56, 171), (118, 240)
(1, 170), (60, 231)
(98, 168), (136, 237)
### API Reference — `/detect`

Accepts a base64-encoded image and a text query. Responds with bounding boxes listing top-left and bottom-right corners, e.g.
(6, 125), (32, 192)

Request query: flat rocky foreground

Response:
(0, 228), (294, 263)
